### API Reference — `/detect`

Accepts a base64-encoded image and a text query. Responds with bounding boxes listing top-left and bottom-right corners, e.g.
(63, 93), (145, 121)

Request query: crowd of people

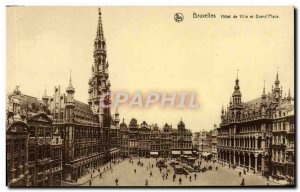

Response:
(111, 157), (226, 186)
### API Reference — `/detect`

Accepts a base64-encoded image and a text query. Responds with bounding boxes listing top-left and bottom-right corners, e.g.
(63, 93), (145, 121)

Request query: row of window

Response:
(220, 124), (273, 134)
(273, 122), (294, 132)
(6, 140), (26, 153)
(74, 146), (103, 159)
(28, 127), (52, 137)
(218, 137), (263, 149)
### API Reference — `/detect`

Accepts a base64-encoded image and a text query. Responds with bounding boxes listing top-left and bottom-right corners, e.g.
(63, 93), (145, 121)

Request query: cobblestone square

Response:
(77, 158), (281, 186)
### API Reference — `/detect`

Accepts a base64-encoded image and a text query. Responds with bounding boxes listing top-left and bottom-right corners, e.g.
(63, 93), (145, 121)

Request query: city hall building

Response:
(217, 72), (294, 179)
(6, 8), (121, 186)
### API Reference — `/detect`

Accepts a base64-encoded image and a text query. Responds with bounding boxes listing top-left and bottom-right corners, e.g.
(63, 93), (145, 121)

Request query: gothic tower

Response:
(88, 8), (111, 128)
(261, 82), (267, 116)
(273, 70), (281, 102)
(66, 74), (75, 122)
(231, 73), (243, 120)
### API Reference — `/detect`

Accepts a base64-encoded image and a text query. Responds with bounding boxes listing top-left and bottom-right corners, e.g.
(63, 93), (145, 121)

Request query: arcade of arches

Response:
(217, 149), (268, 172)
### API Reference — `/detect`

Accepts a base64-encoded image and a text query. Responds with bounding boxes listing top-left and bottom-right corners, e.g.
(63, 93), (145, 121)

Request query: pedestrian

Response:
(115, 178), (119, 186)
(216, 167), (218, 171)
(179, 177), (182, 185)
(189, 175), (192, 182)
(239, 171), (241, 177)
(241, 178), (245, 186)
(134, 169), (136, 174)
(243, 169), (246, 175)
(150, 171), (153, 177)
(173, 174), (176, 182)
(194, 173), (197, 180)
(99, 172), (102, 178)
(166, 172), (168, 179)
(145, 179), (148, 186)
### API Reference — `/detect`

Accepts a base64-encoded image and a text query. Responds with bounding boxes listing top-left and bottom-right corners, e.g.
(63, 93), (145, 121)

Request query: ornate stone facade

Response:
(119, 118), (193, 158)
(6, 9), (121, 186)
(217, 72), (294, 180)
(6, 87), (29, 186)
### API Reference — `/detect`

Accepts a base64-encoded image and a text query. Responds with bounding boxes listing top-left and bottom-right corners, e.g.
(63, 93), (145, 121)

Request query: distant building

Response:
(150, 124), (161, 157)
(171, 119), (193, 156)
(128, 118), (139, 156)
(119, 119), (129, 157)
(119, 119), (193, 158)
(211, 125), (218, 161)
(138, 121), (151, 157)
(194, 130), (212, 157)
(161, 123), (173, 158)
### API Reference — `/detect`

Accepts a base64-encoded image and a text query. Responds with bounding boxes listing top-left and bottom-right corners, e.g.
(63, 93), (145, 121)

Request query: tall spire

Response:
(287, 88), (292, 102)
(262, 81), (266, 96)
(42, 88), (49, 103)
(275, 68), (280, 86)
(69, 70), (72, 87)
(231, 69), (242, 106)
(96, 8), (104, 40)
(66, 70), (75, 93)
(90, 8), (111, 128)
(234, 70), (240, 91)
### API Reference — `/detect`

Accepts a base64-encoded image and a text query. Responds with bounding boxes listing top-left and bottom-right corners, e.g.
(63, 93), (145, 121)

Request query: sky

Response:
(6, 6), (294, 132)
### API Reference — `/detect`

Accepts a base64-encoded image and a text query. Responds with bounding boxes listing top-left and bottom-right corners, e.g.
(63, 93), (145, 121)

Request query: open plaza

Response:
(68, 157), (282, 187)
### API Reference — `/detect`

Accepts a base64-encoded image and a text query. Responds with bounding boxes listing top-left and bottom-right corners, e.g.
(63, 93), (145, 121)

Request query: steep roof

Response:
(73, 100), (98, 124)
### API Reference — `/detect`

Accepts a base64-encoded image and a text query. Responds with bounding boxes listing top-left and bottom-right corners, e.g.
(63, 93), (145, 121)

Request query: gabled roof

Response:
(73, 100), (98, 124)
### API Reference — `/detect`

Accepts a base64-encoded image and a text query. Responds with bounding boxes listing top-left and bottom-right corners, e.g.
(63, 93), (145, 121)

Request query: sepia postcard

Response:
(6, 6), (295, 187)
